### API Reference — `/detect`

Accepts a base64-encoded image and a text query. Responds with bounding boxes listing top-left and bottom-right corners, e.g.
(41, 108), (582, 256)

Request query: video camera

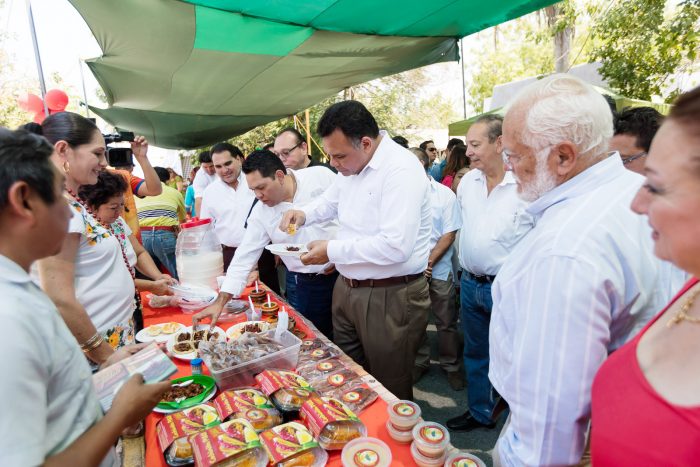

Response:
(103, 131), (136, 168)
(103, 130), (135, 144)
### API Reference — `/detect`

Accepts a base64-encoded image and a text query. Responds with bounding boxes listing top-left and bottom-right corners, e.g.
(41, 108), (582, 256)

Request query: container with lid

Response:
(341, 437), (392, 467)
(387, 399), (422, 430)
(175, 217), (223, 290)
(259, 422), (328, 467)
(411, 441), (447, 467)
(412, 421), (450, 458)
(443, 451), (488, 467)
(385, 419), (414, 443)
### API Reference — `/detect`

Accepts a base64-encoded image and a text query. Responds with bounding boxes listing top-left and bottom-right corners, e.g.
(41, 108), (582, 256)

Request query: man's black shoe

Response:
(446, 411), (496, 432)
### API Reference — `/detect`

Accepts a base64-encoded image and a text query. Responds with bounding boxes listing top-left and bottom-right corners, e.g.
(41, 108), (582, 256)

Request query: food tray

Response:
(202, 329), (301, 390)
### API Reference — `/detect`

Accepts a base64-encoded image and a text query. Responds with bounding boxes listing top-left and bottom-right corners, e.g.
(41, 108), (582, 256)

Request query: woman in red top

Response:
(591, 86), (700, 464)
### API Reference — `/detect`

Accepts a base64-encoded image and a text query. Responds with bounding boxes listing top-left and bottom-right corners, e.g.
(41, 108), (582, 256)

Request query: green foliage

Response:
(590, 0), (700, 102)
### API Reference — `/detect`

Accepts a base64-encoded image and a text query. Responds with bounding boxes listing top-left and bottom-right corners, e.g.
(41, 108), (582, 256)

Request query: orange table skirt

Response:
(142, 286), (416, 466)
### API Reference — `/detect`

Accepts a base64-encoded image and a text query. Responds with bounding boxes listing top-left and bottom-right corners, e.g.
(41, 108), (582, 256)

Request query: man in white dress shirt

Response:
(280, 100), (432, 400)
(411, 147), (464, 391)
(490, 74), (672, 466)
(446, 115), (534, 433)
(195, 150), (337, 335)
(193, 150), (217, 217)
(200, 143), (279, 293)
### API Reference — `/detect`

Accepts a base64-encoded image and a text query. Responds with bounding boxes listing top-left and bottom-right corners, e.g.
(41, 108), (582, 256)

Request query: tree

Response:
(589, 0), (700, 102)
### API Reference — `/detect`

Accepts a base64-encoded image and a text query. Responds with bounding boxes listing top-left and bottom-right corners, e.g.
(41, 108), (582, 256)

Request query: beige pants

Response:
(332, 275), (430, 400)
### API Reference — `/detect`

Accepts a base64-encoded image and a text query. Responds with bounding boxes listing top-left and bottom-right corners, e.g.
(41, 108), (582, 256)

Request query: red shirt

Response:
(591, 278), (700, 466)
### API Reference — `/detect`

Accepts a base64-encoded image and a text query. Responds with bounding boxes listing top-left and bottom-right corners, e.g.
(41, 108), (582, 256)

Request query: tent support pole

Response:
(78, 59), (91, 118)
(25, 0), (49, 117)
(460, 38), (467, 119)
(305, 109), (311, 156)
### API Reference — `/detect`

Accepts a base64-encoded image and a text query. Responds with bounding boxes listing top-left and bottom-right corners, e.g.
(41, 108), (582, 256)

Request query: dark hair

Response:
(603, 94), (618, 116)
(668, 86), (700, 174)
(262, 142), (274, 151)
(392, 135), (409, 148)
(211, 142), (244, 159)
(409, 147), (430, 170)
(443, 145), (469, 177)
(198, 150), (212, 164)
(614, 107), (664, 152)
(36, 111), (100, 147)
(79, 170), (127, 210)
(154, 166), (170, 183)
(419, 140), (434, 151)
(473, 115), (503, 143)
(276, 128), (305, 145)
(317, 100), (379, 145)
(242, 149), (287, 179)
(0, 129), (57, 210)
(18, 122), (42, 134)
(447, 138), (464, 150)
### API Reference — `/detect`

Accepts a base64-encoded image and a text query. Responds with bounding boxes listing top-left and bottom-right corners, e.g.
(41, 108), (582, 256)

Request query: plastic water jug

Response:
(176, 218), (223, 289)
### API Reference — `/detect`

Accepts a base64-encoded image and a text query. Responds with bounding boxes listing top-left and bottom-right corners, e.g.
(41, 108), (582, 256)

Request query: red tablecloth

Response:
(142, 287), (416, 466)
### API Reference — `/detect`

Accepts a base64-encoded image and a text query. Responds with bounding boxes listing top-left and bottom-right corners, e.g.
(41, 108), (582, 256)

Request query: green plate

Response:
(157, 375), (216, 411)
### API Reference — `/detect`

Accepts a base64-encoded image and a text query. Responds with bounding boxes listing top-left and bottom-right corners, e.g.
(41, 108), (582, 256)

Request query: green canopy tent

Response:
(448, 85), (673, 137)
(68, 0), (558, 148)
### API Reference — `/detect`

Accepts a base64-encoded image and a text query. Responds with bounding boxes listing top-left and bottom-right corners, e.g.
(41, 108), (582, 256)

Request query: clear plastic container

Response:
(202, 330), (302, 390)
(176, 218), (223, 290)
(385, 419), (413, 443)
(341, 437), (392, 467)
(412, 421), (450, 458)
(444, 451), (487, 467)
(411, 441), (447, 467)
(387, 400), (421, 430)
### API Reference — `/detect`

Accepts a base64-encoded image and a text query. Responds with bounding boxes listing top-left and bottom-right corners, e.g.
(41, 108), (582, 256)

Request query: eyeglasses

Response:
(277, 142), (301, 158)
(427, 147), (438, 152)
(620, 151), (647, 165)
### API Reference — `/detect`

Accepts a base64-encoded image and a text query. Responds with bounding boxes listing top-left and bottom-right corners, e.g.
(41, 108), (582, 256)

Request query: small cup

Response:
(412, 421), (450, 459)
(385, 419), (413, 444)
(443, 451), (487, 467)
(387, 400), (421, 430)
(411, 441), (447, 467)
(341, 437), (392, 467)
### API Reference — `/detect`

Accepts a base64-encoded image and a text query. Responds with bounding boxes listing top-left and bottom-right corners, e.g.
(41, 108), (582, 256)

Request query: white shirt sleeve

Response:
(495, 255), (611, 466)
(219, 208), (271, 296)
(326, 171), (428, 266)
(199, 188), (212, 220)
(441, 190), (462, 235)
(192, 169), (210, 198)
(302, 178), (340, 226)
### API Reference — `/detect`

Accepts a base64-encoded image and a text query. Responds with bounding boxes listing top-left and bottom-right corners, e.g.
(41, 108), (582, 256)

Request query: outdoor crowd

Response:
(0, 73), (698, 466)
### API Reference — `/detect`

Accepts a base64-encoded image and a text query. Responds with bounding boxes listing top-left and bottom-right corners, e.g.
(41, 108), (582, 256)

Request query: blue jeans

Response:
(461, 274), (496, 424)
(286, 271), (338, 339)
(140, 229), (178, 280)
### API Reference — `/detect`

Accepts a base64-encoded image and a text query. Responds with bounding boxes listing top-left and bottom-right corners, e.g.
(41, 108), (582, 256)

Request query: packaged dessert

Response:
(443, 451), (488, 467)
(341, 437), (392, 467)
(189, 418), (268, 467)
(299, 338), (325, 353)
(327, 384), (379, 414)
(411, 441), (447, 467)
(259, 421), (328, 467)
(298, 344), (340, 364)
(385, 419), (413, 443)
(156, 403), (221, 466)
(300, 397), (367, 450)
(255, 370), (316, 412)
(412, 421), (450, 458)
(214, 388), (282, 432)
(310, 367), (359, 393)
(387, 399), (422, 430)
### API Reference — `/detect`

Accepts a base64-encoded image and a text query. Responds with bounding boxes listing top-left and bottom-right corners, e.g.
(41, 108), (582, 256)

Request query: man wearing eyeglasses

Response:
(273, 128), (334, 172)
(609, 106), (663, 175)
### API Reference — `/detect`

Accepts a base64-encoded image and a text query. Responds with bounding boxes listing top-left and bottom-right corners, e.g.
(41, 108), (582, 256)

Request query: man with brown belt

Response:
(280, 100), (432, 400)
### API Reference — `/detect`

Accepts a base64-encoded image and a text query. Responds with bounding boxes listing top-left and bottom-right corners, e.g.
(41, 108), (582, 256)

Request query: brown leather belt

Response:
(341, 273), (423, 288)
(140, 225), (176, 231)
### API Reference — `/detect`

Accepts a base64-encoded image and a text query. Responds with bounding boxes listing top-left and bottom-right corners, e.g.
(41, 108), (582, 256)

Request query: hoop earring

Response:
(62, 161), (70, 174)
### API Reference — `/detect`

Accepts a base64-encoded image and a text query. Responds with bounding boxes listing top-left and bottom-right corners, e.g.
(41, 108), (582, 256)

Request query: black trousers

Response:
(222, 245), (281, 295)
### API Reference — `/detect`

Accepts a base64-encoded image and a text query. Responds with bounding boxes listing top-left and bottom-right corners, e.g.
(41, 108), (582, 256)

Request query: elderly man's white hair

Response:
(506, 73), (613, 159)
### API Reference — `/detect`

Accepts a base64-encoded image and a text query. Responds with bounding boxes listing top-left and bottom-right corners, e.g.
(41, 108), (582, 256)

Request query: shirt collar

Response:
(0, 255), (31, 284)
(365, 130), (390, 172)
(473, 169), (517, 187)
(526, 153), (625, 217)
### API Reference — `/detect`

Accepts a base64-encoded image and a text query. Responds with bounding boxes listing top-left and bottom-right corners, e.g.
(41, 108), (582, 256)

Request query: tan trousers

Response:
(332, 275), (430, 400)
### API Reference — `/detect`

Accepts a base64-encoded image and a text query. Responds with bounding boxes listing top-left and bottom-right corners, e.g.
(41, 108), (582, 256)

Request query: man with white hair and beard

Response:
(490, 74), (674, 466)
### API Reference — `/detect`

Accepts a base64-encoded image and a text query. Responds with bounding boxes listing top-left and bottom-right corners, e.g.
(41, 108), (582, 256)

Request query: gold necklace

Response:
(666, 287), (700, 327)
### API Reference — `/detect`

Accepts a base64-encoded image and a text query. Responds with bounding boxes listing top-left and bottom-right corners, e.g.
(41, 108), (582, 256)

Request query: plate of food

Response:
(154, 375), (217, 414)
(135, 322), (184, 343)
(226, 321), (271, 340)
(265, 243), (309, 257)
(167, 325), (226, 361)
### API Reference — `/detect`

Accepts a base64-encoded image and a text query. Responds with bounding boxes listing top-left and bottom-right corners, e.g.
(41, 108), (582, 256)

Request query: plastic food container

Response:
(341, 437), (392, 467)
(385, 419), (413, 443)
(261, 302), (279, 315)
(412, 421), (450, 458)
(176, 218), (223, 290)
(411, 441), (447, 467)
(189, 419), (268, 467)
(201, 330), (301, 390)
(249, 289), (267, 304)
(169, 283), (217, 313)
(300, 397), (367, 450)
(387, 400), (422, 429)
(444, 451), (488, 467)
(259, 422), (328, 467)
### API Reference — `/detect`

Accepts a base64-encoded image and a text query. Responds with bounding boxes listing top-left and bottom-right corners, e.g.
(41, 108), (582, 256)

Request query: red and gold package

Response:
(326, 384), (379, 414)
(189, 418), (268, 467)
(300, 396), (367, 450)
(298, 345), (340, 364)
(259, 421), (327, 466)
(156, 403), (221, 465)
(296, 358), (346, 382)
(255, 370), (316, 412)
(213, 388), (282, 432)
(310, 367), (359, 394)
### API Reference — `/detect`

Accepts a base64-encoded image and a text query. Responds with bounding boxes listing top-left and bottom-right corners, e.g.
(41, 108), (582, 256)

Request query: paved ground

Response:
(412, 323), (505, 467)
